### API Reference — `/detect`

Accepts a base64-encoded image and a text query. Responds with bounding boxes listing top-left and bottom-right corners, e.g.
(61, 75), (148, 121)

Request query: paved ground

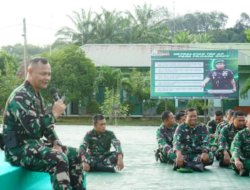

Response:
(55, 125), (250, 190)
(2, 124), (250, 190)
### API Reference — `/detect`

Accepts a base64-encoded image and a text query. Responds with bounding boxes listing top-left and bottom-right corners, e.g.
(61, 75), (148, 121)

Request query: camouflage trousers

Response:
(5, 141), (84, 190)
(159, 148), (176, 164)
(182, 152), (214, 166)
(86, 151), (118, 167)
(210, 138), (218, 154)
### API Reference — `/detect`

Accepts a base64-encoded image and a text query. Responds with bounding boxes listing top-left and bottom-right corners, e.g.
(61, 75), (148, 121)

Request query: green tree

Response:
(56, 8), (97, 46)
(86, 100), (101, 115)
(174, 30), (195, 43)
(40, 46), (97, 106)
(245, 29), (250, 42)
(0, 55), (22, 112)
(196, 33), (214, 43)
(0, 51), (18, 75)
(100, 88), (128, 126)
(156, 99), (175, 115)
(121, 99), (135, 116)
(240, 77), (250, 99)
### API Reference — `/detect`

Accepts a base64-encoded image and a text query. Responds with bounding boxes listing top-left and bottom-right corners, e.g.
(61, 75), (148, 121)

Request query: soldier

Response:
(231, 113), (250, 176)
(173, 108), (213, 172)
(218, 110), (246, 167)
(201, 60), (236, 97)
(155, 111), (178, 163)
(2, 58), (85, 190)
(207, 110), (224, 153)
(80, 114), (124, 172)
(175, 111), (186, 125)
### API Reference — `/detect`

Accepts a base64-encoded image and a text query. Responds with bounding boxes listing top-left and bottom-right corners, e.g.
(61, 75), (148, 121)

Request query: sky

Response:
(0, 0), (249, 48)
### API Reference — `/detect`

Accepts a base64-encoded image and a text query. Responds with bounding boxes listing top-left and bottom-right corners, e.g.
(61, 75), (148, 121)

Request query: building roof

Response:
(80, 44), (250, 67)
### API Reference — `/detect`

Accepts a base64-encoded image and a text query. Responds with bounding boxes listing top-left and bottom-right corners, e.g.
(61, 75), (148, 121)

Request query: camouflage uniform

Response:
(231, 128), (250, 170)
(217, 123), (246, 163)
(156, 123), (178, 163)
(79, 129), (123, 168)
(2, 81), (84, 190)
(215, 120), (229, 144)
(173, 122), (213, 165)
(207, 120), (219, 153)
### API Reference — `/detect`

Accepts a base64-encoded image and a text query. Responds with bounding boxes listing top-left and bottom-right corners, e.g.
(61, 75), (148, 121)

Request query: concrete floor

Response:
(54, 125), (250, 190)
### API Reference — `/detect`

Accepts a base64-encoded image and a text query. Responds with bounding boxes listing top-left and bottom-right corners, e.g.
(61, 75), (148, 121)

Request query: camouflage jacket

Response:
(2, 81), (58, 148)
(79, 129), (123, 156)
(218, 123), (246, 152)
(173, 122), (210, 154)
(215, 120), (229, 144)
(156, 123), (178, 152)
(207, 120), (217, 135)
(231, 128), (250, 160)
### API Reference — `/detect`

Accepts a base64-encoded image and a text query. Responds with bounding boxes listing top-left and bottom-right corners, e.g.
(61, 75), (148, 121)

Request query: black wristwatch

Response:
(82, 159), (88, 163)
(54, 140), (63, 146)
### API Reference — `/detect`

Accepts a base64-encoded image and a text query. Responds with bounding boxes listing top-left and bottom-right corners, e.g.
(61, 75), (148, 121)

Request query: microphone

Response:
(50, 88), (66, 116)
(50, 88), (60, 101)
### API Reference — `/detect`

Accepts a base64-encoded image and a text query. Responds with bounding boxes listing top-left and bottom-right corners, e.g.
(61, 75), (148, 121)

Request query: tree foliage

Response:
(86, 100), (101, 115)
(156, 99), (175, 115)
(40, 45), (97, 105)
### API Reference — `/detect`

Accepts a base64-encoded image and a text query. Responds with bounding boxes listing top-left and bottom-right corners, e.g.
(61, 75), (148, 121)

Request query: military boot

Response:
(92, 163), (116, 172)
(239, 169), (249, 177)
(72, 185), (85, 190)
(172, 162), (179, 171)
(185, 161), (204, 172)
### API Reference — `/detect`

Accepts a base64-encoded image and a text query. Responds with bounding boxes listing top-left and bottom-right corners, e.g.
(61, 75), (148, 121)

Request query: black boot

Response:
(186, 161), (204, 172)
(219, 160), (229, 167)
(72, 185), (85, 190)
(239, 169), (249, 177)
(92, 163), (116, 172)
(173, 162), (179, 171)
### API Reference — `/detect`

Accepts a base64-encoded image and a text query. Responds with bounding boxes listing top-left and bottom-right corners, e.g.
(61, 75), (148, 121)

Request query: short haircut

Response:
(161, 111), (171, 122)
(93, 114), (105, 125)
(29, 57), (49, 68)
(214, 110), (223, 117)
(177, 110), (185, 114)
(233, 110), (245, 118)
(175, 112), (185, 121)
(228, 111), (235, 118)
(185, 107), (196, 115)
(226, 109), (233, 115)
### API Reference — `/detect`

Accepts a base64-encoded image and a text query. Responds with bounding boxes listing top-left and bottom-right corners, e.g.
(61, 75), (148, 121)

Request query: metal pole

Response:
(23, 18), (28, 78)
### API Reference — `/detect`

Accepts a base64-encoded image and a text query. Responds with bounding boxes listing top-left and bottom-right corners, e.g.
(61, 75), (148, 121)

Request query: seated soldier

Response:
(173, 108), (213, 172)
(218, 110), (246, 167)
(175, 111), (186, 125)
(155, 111), (178, 163)
(231, 113), (250, 176)
(207, 110), (224, 154)
(80, 114), (124, 172)
(214, 109), (234, 144)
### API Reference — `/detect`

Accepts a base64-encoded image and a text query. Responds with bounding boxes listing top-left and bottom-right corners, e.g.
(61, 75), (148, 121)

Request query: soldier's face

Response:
(186, 111), (198, 127)
(215, 63), (225, 70)
(29, 61), (51, 91)
(94, 119), (106, 134)
(233, 116), (245, 129)
(214, 115), (223, 124)
(164, 113), (175, 128)
(177, 116), (185, 124)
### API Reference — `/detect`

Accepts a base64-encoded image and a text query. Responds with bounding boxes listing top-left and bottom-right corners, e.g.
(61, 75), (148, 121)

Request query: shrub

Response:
(156, 99), (175, 115)
(86, 100), (101, 115)
(121, 99), (135, 115)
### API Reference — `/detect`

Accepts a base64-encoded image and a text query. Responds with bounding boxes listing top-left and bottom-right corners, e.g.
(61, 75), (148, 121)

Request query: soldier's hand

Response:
(201, 83), (205, 88)
(82, 162), (90, 172)
(200, 153), (209, 163)
(223, 153), (231, 166)
(210, 134), (215, 139)
(53, 145), (63, 153)
(117, 154), (124, 171)
(52, 100), (66, 119)
(176, 155), (185, 168)
(233, 88), (236, 92)
(235, 159), (243, 171)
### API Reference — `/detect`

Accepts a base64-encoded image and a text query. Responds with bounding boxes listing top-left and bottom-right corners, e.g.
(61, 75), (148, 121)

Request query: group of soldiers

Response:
(155, 108), (250, 176)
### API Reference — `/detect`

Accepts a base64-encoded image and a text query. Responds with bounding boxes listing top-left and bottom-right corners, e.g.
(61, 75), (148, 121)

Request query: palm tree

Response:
(55, 9), (97, 46)
(174, 30), (196, 43)
(125, 3), (171, 43)
(196, 33), (214, 43)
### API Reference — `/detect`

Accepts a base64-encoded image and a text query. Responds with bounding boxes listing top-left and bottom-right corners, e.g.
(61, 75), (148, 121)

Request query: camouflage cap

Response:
(215, 60), (225, 64)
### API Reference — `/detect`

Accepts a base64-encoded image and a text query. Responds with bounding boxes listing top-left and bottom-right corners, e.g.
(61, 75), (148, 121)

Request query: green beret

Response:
(215, 60), (225, 64)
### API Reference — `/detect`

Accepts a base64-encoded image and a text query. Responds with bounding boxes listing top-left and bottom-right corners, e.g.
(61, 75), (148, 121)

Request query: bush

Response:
(86, 100), (101, 115)
(156, 99), (175, 115)
(121, 99), (135, 115)
(186, 100), (204, 115)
